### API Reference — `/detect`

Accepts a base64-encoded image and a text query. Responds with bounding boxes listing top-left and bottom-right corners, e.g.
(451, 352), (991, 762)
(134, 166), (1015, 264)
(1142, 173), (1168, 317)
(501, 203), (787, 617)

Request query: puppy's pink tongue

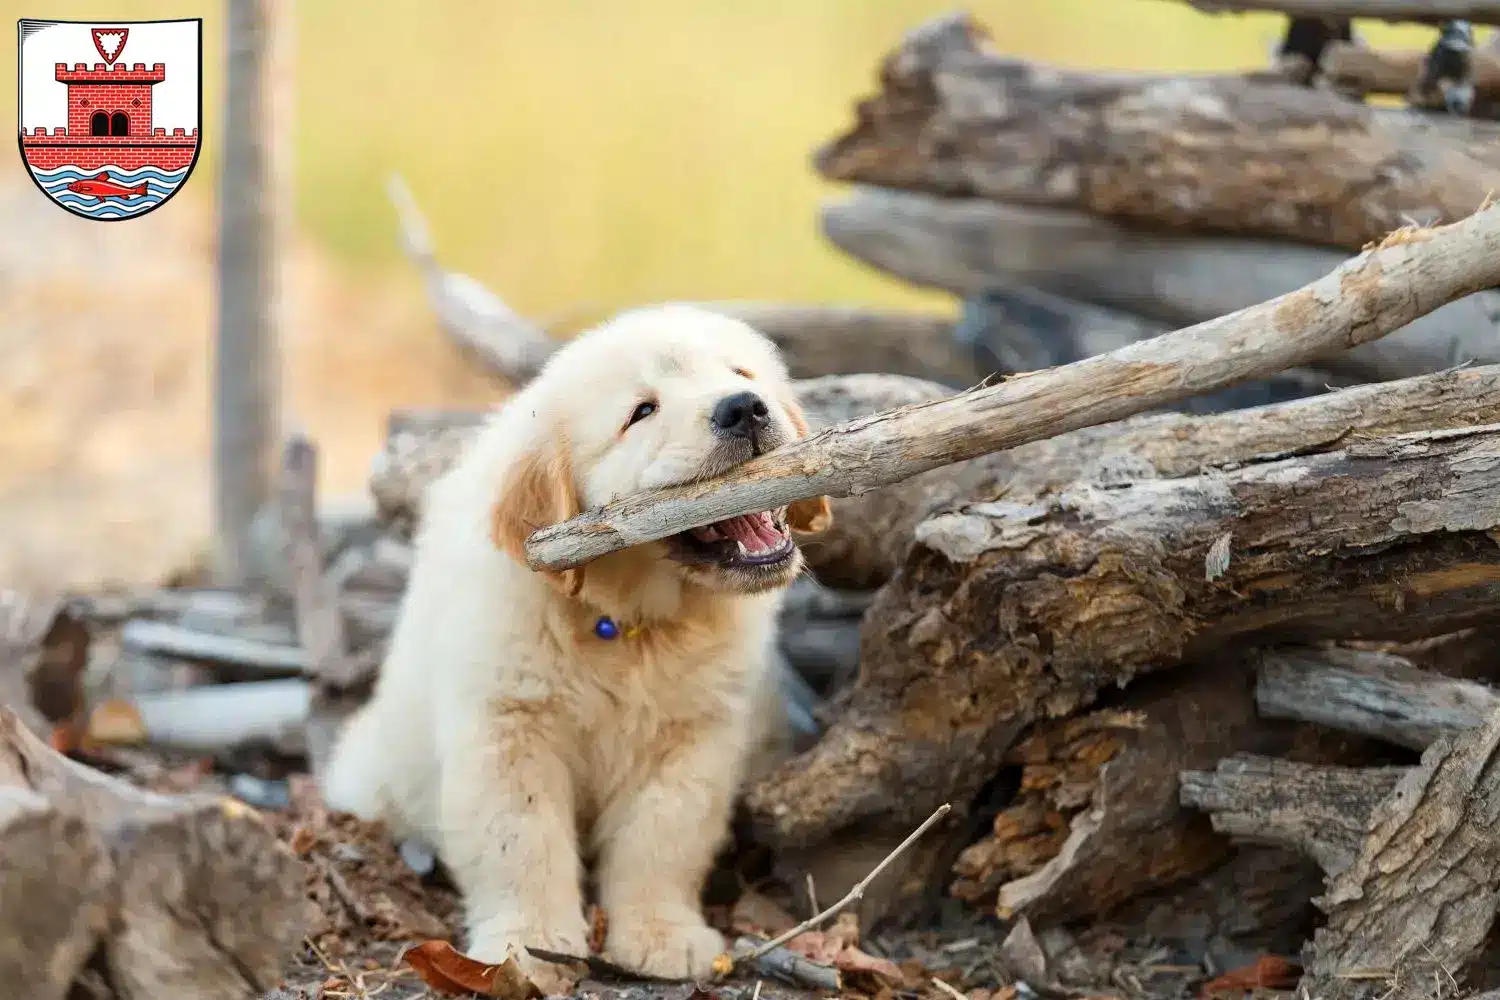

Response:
(719, 512), (784, 551)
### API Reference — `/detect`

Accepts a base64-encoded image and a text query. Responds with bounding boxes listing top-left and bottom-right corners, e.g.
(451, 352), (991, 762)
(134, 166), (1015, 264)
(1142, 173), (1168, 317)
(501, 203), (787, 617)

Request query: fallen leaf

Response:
(402, 939), (542, 998)
(587, 904), (608, 954)
(711, 952), (735, 978)
(782, 914), (907, 989)
(1200, 955), (1300, 996)
(288, 825), (316, 857)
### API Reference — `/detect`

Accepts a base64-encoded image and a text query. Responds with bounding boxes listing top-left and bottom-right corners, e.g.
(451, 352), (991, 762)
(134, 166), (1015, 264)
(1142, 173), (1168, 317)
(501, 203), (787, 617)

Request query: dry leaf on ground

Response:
(1200, 955), (1300, 996)
(403, 940), (543, 998)
(782, 912), (909, 989)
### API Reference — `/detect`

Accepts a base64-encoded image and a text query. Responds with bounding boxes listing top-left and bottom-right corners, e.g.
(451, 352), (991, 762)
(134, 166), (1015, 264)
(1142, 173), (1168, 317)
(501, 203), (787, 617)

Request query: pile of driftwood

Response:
(14, 4), (1500, 999)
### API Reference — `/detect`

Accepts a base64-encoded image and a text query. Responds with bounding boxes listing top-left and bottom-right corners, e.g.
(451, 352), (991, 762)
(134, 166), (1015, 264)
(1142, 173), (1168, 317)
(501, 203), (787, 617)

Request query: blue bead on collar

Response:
(593, 616), (641, 640)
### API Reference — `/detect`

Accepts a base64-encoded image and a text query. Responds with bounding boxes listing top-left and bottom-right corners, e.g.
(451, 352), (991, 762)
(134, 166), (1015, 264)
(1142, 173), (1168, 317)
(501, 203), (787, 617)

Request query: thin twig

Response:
(742, 803), (951, 962)
(805, 873), (819, 916)
(932, 976), (970, 1000)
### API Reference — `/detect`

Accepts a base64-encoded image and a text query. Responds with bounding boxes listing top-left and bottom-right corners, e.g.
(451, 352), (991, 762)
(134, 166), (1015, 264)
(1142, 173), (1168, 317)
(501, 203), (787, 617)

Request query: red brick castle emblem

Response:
(17, 18), (202, 221)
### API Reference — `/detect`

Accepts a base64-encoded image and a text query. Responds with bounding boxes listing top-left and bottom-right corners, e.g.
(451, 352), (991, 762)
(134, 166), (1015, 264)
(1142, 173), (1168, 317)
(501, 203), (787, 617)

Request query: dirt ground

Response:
(0, 170), (503, 593)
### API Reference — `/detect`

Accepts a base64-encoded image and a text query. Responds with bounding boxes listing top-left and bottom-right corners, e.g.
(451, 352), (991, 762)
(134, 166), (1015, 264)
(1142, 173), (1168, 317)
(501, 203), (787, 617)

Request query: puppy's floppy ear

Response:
(782, 396), (834, 536)
(490, 433), (585, 597)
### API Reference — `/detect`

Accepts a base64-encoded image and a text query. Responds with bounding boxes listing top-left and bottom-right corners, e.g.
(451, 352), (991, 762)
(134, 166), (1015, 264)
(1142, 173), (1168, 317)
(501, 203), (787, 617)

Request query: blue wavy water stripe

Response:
(32, 167), (188, 183)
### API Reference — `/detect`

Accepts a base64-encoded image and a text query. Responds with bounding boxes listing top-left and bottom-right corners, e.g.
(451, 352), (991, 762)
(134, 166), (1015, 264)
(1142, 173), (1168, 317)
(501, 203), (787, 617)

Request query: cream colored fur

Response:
(320, 305), (830, 988)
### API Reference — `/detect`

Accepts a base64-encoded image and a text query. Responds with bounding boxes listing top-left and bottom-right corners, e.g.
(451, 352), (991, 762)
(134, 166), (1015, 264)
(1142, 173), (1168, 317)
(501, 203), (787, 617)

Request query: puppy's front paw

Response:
(468, 914), (589, 996)
(604, 907), (726, 981)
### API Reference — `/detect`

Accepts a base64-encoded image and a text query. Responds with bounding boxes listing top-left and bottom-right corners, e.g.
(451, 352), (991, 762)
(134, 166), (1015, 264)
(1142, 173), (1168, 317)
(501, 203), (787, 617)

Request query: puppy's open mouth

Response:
(666, 509), (795, 568)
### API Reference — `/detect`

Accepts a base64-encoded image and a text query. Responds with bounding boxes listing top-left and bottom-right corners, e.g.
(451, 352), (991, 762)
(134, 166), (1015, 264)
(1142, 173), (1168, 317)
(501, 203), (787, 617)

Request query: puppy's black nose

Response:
(710, 390), (770, 439)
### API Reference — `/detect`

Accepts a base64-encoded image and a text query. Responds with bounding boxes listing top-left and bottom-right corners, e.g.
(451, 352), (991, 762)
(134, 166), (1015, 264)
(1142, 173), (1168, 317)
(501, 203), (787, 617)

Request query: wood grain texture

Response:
(950, 668), (1364, 926)
(820, 187), (1500, 384)
(1256, 645), (1500, 750)
(0, 706), (308, 999)
(744, 421), (1500, 846)
(1303, 710), (1500, 998)
(525, 201), (1500, 572)
(1179, 754), (1403, 879)
(816, 13), (1500, 250)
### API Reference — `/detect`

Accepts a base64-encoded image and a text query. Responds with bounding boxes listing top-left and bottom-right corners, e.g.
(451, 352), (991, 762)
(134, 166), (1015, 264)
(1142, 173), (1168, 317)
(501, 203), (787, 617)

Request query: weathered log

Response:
(744, 421), (1500, 847)
(387, 174), (980, 389)
(821, 188), (1500, 384)
(1171, 0), (1500, 26)
(1322, 40), (1500, 110)
(86, 679), (312, 757)
(816, 14), (1500, 251)
(527, 202), (1500, 571)
(280, 434), (357, 687)
(948, 668), (1372, 925)
(0, 706), (307, 999)
(1301, 708), (1500, 999)
(1255, 646), (1500, 750)
(1180, 755), (1403, 879)
(119, 618), (306, 675)
(378, 365), (1500, 591)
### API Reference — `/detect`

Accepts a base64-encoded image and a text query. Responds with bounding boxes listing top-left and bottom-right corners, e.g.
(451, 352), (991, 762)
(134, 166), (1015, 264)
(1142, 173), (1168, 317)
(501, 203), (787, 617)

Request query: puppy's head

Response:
(489, 304), (831, 600)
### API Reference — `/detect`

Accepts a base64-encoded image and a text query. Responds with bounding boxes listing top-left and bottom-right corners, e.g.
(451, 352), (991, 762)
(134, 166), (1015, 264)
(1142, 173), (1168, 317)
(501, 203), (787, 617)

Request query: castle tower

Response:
(20, 58), (199, 173)
(56, 61), (165, 138)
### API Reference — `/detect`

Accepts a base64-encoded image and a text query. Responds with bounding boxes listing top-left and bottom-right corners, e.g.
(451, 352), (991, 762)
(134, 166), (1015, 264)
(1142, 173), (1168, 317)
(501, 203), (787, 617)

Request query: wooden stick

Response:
(1168, 0), (1500, 25)
(120, 619), (306, 674)
(738, 803), (950, 964)
(1254, 646), (1500, 749)
(279, 434), (362, 689)
(524, 202), (1500, 572)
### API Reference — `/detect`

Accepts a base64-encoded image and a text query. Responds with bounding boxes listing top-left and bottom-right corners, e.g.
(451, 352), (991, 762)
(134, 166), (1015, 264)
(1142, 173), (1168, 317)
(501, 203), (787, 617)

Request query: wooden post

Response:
(213, 0), (281, 585)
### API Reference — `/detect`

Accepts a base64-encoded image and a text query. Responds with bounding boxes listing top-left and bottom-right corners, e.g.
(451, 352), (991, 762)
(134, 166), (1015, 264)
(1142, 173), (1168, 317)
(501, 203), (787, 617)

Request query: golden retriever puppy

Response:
(320, 304), (831, 987)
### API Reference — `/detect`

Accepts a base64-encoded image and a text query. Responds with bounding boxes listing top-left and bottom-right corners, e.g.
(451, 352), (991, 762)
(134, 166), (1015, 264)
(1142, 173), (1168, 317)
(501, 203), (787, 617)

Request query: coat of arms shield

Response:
(17, 18), (202, 221)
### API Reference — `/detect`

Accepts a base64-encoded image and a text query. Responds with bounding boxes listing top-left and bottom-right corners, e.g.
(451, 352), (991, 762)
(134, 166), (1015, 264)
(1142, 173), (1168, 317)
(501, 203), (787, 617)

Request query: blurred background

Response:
(0, 1), (1433, 590)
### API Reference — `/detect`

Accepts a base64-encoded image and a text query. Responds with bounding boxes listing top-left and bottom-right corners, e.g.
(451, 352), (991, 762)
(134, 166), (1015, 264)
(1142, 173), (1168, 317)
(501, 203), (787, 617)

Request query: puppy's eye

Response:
(626, 400), (658, 428)
(733, 367), (754, 380)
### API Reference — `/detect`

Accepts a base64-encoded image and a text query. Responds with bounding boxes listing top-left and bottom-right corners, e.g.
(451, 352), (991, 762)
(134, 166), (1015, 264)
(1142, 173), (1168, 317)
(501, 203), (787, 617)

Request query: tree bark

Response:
(1179, 754), (1403, 879)
(526, 202), (1500, 572)
(744, 422), (1500, 847)
(1301, 710), (1500, 999)
(820, 187), (1500, 384)
(0, 706), (309, 999)
(948, 668), (1368, 926)
(1254, 645), (1500, 750)
(817, 13), (1500, 251)
(375, 365), (1500, 591)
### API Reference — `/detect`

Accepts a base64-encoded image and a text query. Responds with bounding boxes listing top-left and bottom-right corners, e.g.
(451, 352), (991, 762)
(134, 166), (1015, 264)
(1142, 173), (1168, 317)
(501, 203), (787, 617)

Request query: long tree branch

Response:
(523, 202), (1500, 572)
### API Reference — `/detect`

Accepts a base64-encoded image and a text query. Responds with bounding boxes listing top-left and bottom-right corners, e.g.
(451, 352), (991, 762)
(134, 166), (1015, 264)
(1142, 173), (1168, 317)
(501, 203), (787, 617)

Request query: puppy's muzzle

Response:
(711, 390), (772, 454)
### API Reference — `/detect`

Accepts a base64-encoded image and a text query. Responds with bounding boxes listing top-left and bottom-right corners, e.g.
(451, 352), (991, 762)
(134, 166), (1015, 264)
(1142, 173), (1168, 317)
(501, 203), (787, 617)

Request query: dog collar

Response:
(593, 616), (641, 640)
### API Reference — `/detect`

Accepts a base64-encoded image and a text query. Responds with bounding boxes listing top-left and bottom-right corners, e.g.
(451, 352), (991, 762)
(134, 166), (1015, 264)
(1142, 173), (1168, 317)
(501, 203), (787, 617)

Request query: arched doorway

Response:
(90, 111), (108, 136)
(110, 112), (128, 136)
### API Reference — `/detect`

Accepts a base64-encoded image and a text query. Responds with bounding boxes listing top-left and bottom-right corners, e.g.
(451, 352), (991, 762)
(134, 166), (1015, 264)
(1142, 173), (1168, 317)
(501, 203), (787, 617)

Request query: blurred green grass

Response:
(3, 1), (1437, 318)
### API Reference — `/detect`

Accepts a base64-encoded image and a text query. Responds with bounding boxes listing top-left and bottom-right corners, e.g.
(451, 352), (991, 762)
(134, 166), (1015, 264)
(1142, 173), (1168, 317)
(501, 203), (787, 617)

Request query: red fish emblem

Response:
(66, 171), (148, 199)
(91, 27), (128, 65)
